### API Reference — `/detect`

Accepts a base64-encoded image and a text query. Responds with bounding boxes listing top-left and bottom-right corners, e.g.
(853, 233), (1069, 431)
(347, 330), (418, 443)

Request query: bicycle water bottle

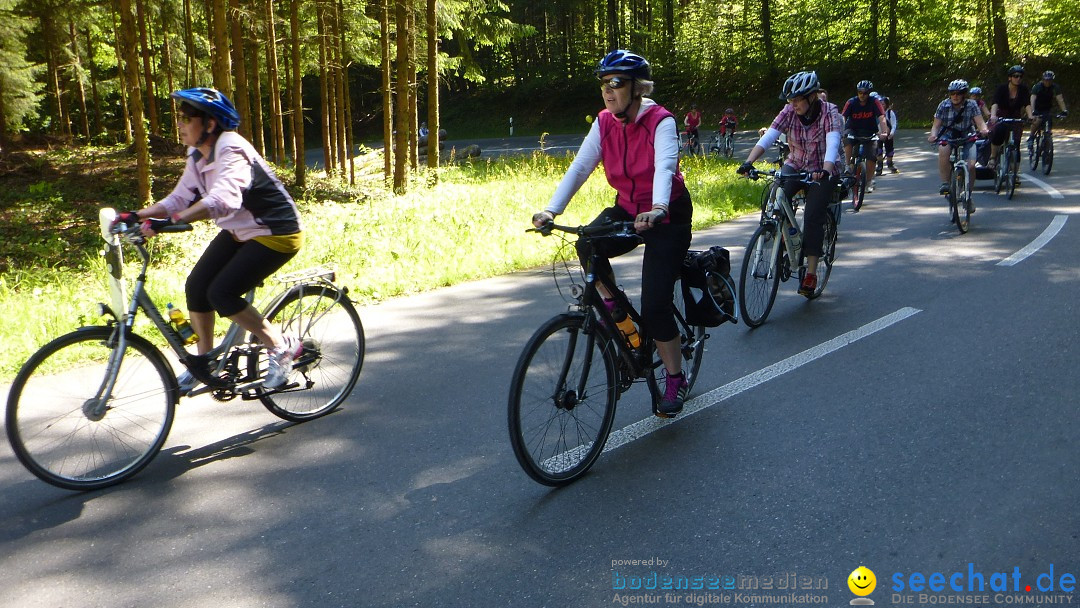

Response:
(167, 303), (199, 345)
(786, 223), (803, 259)
(611, 306), (642, 349)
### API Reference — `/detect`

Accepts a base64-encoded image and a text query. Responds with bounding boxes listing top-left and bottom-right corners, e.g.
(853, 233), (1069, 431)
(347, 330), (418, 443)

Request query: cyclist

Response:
(737, 70), (844, 298)
(928, 79), (990, 207)
(531, 50), (694, 417)
(882, 96), (899, 173)
(970, 86), (991, 121)
(989, 65), (1033, 170)
(719, 107), (739, 138)
(114, 87), (304, 392)
(684, 104), (703, 152)
(841, 80), (888, 192)
(1029, 70), (1068, 152)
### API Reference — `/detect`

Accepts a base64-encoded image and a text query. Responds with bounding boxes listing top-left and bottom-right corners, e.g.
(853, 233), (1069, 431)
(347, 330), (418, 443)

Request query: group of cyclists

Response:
(932, 66), (1068, 203)
(531, 50), (1070, 419)
(681, 104), (739, 155)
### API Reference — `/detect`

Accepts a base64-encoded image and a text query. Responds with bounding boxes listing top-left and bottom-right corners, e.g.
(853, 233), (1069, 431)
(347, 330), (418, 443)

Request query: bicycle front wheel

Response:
(851, 163), (867, 212)
(1029, 133), (1040, 171)
(646, 277), (707, 407)
(1043, 134), (1053, 175)
(725, 136), (734, 158)
(952, 168), (970, 234)
(6, 327), (176, 490)
(508, 313), (618, 486)
(1006, 146), (1019, 199)
(739, 222), (782, 328)
(256, 284), (365, 422)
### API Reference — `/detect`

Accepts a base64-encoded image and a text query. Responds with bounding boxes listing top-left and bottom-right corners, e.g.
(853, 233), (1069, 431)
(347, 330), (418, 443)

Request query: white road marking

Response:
(997, 215), (1069, 267)
(1020, 172), (1064, 199)
(599, 306), (923, 454)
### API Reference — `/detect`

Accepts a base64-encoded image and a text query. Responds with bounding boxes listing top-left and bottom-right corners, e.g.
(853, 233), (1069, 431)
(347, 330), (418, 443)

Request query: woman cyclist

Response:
(531, 50), (693, 417)
(737, 70), (844, 298)
(114, 87), (304, 392)
(989, 65), (1033, 170)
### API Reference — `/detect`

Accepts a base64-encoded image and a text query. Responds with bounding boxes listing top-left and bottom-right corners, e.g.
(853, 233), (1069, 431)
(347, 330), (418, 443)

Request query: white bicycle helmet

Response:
(948, 79), (969, 94)
(780, 71), (820, 100)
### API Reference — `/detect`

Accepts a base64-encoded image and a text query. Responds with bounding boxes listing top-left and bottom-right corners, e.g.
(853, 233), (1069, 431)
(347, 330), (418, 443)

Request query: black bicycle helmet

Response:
(171, 87), (241, 130)
(779, 71), (820, 100)
(595, 50), (651, 80)
(1008, 65), (1024, 76)
(857, 79), (874, 91)
(1042, 70), (1055, 80)
(948, 79), (969, 94)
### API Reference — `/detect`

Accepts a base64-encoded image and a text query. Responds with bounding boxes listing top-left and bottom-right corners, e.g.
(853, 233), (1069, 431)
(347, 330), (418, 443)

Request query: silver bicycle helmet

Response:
(948, 79), (969, 94)
(857, 79), (873, 91)
(1008, 65), (1024, 76)
(780, 71), (820, 100)
(1042, 70), (1055, 80)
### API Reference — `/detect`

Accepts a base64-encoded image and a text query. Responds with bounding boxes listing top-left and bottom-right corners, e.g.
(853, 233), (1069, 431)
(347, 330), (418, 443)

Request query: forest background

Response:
(0, 0), (1077, 378)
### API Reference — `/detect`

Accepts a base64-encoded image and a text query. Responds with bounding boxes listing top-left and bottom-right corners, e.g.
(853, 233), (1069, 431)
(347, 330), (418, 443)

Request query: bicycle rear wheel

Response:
(6, 327), (176, 490)
(739, 222), (782, 328)
(256, 284), (364, 422)
(645, 277), (707, 411)
(952, 168), (970, 234)
(807, 211), (838, 298)
(1043, 133), (1053, 175)
(508, 313), (618, 486)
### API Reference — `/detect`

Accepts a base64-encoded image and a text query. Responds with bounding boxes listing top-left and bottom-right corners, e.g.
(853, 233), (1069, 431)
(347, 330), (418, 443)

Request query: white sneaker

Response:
(177, 370), (201, 395)
(868, 180), (876, 193)
(265, 336), (303, 388)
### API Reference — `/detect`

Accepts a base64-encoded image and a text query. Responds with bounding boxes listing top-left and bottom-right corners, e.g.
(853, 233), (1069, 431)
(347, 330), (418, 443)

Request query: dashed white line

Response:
(599, 306), (923, 454)
(997, 215), (1069, 266)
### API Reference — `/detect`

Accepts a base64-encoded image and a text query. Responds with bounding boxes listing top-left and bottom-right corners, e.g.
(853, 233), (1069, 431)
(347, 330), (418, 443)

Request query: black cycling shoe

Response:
(180, 353), (229, 388)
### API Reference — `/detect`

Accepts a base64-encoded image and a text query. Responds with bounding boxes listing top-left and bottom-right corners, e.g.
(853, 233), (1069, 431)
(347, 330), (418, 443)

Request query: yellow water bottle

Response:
(167, 303), (198, 345)
(611, 306), (641, 349)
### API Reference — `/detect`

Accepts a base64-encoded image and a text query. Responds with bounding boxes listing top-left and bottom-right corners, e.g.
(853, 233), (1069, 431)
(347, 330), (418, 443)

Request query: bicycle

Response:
(681, 129), (700, 157)
(738, 168), (844, 327)
(846, 134), (878, 212)
(994, 118), (1024, 200)
(507, 220), (735, 486)
(1029, 112), (1066, 175)
(875, 135), (886, 176)
(5, 208), (365, 491)
(938, 133), (978, 234)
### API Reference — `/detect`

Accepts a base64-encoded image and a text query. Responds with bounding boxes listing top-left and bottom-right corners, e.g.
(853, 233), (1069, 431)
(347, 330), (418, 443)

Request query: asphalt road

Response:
(2, 130), (1079, 608)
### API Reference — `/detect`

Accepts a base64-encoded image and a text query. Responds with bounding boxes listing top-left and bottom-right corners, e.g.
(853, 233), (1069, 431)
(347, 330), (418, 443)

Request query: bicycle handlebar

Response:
(529, 219), (639, 239)
(743, 167), (815, 183)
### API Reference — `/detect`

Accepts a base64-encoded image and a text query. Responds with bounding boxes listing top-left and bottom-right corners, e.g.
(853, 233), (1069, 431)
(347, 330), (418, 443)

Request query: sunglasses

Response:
(1010, 74), (1023, 78)
(949, 91), (966, 96)
(601, 77), (628, 91)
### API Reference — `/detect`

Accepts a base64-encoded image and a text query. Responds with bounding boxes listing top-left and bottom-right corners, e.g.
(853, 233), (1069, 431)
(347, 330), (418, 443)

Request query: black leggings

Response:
(186, 231), (297, 317)
(576, 206), (692, 343)
(780, 169), (836, 258)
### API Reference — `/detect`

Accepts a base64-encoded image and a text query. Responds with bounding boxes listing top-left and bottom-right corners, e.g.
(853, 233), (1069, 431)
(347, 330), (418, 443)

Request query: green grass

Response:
(0, 150), (761, 382)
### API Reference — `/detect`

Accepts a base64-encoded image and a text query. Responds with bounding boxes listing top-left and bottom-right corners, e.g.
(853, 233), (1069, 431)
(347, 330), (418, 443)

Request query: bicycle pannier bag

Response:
(681, 246), (735, 327)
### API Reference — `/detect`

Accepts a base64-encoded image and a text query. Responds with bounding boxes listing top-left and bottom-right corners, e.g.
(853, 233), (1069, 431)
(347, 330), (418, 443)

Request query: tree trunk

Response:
(870, 0), (879, 68)
(380, 0), (393, 184)
(161, 11), (179, 140)
(290, 0), (305, 186)
(248, 18), (265, 155)
(211, 0), (232, 94)
(68, 20), (91, 140)
(426, 0), (438, 173)
(84, 26), (103, 136)
(334, 0), (349, 180)
(407, 4), (417, 171)
(184, 0), (197, 85)
(888, 0), (898, 63)
(118, 0), (151, 202)
(228, 0), (252, 138)
(41, 13), (71, 138)
(606, 0), (619, 51)
(760, 0), (775, 76)
(265, 0), (285, 164)
(316, 0), (333, 174)
(393, 0), (409, 193)
(112, 3), (132, 143)
(990, 0), (1009, 63)
(135, 0), (160, 134)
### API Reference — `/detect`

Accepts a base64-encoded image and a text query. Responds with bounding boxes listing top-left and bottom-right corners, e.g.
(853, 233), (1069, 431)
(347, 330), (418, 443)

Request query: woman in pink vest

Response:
(532, 50), (693, 417)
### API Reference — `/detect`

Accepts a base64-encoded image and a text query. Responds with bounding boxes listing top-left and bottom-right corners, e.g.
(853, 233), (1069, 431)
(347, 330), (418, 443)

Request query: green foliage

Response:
(0, 0), (43, 134)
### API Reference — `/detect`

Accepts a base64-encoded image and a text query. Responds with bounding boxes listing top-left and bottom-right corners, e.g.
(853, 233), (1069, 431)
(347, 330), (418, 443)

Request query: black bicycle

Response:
(507, 220), (735, 486)
(1029, 112), (1066, 175)
(846, 134), (878, 212)
(939, 134), (977, 234)
(994, 118), (1024, 199)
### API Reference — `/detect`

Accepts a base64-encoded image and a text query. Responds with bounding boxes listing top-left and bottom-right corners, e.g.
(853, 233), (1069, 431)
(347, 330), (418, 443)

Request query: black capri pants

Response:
(780, 168), (836, 258)
(576, 202), (692, 343)
(990, 120), (1023, 146)
(187, 230), (298, 317)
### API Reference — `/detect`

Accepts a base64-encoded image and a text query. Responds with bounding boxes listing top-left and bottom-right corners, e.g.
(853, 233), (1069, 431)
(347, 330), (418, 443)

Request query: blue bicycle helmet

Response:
(1008, 65), (1024, 76)
(857, 80), (874, 91)
(1042, 70), (1055, 80)
(170, 87), (241, 130)
(970, 86), (983, 95)
(595, 50), (651, 80)
(948, 79), (969, 94)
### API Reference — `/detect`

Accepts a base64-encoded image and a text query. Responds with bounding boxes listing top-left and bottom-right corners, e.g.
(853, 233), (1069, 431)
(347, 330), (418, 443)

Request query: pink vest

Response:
(598, 106), (688, 221)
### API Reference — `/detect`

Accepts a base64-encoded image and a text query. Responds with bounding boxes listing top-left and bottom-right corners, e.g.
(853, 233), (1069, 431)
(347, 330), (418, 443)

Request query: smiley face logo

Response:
(848, 566), (877, 596)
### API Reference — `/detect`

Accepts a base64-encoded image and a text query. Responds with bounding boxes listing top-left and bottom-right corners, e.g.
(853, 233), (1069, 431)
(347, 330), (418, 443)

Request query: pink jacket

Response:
(597, 105), (688, 220)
